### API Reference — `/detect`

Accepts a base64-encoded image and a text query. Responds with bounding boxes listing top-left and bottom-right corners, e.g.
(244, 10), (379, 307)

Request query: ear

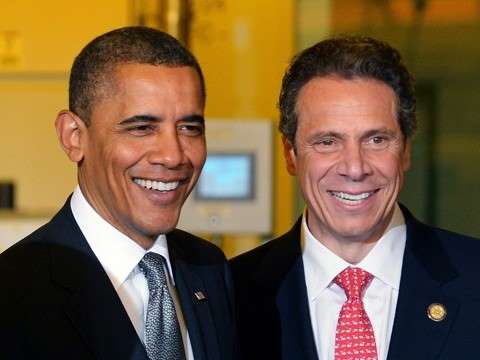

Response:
(402, 139), (412, 171)
(55, 110), (87, 163)
(282, 136), (297, 175)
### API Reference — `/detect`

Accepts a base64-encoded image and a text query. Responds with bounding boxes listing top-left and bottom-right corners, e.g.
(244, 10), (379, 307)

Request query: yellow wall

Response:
(0, 1), (129, 72)
(191, 1), (296, 255)
(0, 0), (296, 255)
(0, 0), (130, 213)
(0, 77), (72, 213)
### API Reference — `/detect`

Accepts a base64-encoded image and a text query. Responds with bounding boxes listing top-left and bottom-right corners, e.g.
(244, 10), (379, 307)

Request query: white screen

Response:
(195, 153), (254, 200)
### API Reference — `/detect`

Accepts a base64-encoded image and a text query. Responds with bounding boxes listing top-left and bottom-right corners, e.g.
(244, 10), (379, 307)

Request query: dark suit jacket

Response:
(0, 199), (237, 360)
(231, 205), (480, 359)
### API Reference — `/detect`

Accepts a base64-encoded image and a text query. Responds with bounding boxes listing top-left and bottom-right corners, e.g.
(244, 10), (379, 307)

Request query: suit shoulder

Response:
(230, 238), (280, 267)
(230, 218), (301, 273)
(434, 226), (479, 243)
(432, 227), (480, 264)
(0, 206), (69, 265)
(410, 218), (480, 278)
(0, 226), (52, 305)
(230, 235), (287, 277)
(403, 206), (480, 271)
(169, 228), (226, 262)
(0, 222), (50, 266)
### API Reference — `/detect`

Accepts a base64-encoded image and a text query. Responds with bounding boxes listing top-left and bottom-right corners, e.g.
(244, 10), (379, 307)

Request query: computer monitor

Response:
(195, 153), (255, 201)
(178, 119), (272, 234)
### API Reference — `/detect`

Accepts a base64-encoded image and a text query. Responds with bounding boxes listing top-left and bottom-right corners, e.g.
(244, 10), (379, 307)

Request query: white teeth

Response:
(134, 178), (180, 191)
(329, 191), (373, 203)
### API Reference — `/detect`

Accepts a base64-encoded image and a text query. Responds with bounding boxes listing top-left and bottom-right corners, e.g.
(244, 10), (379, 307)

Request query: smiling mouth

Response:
(133, 178), (181, 192)
(328, 190), (379, 204)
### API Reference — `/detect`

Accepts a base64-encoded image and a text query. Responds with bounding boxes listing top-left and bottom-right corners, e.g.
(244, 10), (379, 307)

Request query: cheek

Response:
(110, 140), (147, 166)
(83, 141), (110, 174)
(296, 159), (329, 193)
(371, 153), (406, 182)
(185, 140), (206, 168)
(303, 154), (336, 181)
(192, 155), (206, 175)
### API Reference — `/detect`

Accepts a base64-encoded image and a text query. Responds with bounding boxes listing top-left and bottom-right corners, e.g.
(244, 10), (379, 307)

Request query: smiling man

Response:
(231, 36), (480, 360)
(0, 27), (237, 360)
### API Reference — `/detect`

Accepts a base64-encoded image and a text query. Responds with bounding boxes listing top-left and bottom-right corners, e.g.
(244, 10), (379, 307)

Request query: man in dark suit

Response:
(231, 36), (480, 360)
(0, 27), (236, 360)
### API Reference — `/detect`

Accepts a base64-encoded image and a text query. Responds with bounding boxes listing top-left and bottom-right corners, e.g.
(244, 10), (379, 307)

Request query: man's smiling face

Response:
(283, 76), (411, 250)
(77, 63), (206, 248)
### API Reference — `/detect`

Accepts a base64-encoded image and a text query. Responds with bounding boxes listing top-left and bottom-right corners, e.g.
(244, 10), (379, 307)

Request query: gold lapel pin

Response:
(427, 303), (447, 322)
(194, 291), (207, 301)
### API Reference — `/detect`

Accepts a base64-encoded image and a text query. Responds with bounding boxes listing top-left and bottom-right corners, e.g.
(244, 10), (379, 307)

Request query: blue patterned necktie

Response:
(139, 252), (186, 360)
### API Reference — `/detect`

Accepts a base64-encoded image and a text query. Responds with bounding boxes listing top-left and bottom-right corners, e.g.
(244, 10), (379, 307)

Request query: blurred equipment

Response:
(0, 180), (50, 253)
(0, 181), (15, 210)
(130, 0), (192, 46)
(179, 120), (273, 235)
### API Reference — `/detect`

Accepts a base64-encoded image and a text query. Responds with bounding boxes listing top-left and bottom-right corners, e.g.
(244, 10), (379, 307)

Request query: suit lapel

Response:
(276, 257), (319, 360)
(168, 231), (219, 360)
(387, 206), (459, 360)
(255, 218), (318, 360)
(48, 203), (148, 360)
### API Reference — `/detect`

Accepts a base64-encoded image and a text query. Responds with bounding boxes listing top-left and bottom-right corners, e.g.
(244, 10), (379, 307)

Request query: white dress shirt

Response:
(302, 204), (406, 360)
(70, 186), (194, 359)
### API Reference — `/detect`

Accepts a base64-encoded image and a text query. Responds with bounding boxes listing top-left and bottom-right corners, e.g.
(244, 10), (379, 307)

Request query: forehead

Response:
(86, 63), (204, 127)
(90, 63), (203, 111)
(110, 63), (201, 91)
(296, 76), (399, 133)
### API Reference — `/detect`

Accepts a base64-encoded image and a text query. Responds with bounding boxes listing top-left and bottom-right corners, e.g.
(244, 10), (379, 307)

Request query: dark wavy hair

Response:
(69, 26), (205, 125)
(279, 36), (416, 145)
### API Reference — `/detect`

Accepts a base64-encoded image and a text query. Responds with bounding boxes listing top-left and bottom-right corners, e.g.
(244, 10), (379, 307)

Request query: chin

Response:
(148, 221), (178, 235)
(135, 215), (179, 236)
(343, 224), (384, 242)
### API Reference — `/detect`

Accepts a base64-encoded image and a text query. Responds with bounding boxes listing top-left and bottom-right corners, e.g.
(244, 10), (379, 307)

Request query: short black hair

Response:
(279, 36), (416, 145)
(69, 26), (205, 124)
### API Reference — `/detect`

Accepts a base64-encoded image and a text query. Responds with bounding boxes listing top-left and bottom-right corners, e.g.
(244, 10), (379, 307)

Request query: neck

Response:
(325, 239), (377, 264)
(306, 212), (395, 264)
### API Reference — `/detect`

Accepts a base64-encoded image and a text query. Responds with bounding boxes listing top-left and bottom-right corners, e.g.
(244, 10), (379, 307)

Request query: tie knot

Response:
(139, 252), (168, 290)
(334, 267), (372, 300)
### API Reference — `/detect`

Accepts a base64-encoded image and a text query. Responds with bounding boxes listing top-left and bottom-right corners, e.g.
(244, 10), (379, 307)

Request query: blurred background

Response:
(0, 0), (479, 257)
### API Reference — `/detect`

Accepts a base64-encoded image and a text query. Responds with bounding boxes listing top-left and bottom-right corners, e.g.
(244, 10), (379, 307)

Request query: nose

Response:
(336, 143), (372, 181)
(147, 128), (185, 168)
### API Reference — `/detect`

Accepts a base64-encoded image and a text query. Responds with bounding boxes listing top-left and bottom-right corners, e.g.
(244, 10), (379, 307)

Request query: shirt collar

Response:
(302, 203), (406, 301)
(70, 186), (175, 290)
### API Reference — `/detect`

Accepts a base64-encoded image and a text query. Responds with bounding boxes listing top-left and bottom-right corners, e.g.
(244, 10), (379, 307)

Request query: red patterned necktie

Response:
(334, 267), (378, 360)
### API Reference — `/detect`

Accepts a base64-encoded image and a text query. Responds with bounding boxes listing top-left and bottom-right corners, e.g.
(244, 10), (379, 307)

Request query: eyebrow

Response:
(119, 114), (159, 126)
(362, 128), (398, 139)
(119, 113), (205, 126)
(307, 128), (398, 142)
(181, 114), (205, 124)
(308, 131), (344, 141)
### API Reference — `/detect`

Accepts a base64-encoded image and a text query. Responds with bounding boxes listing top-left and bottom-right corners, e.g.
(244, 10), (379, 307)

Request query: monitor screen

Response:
(195, 153), (255, 200)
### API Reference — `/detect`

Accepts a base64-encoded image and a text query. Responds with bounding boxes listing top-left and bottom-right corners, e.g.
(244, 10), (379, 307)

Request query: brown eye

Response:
(178, 123), (204, 136)
(365, 135), (390, 150)
(128, 124), (155, 136)
(320, 139), (335, 146)
(312, 137), (339, 153)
